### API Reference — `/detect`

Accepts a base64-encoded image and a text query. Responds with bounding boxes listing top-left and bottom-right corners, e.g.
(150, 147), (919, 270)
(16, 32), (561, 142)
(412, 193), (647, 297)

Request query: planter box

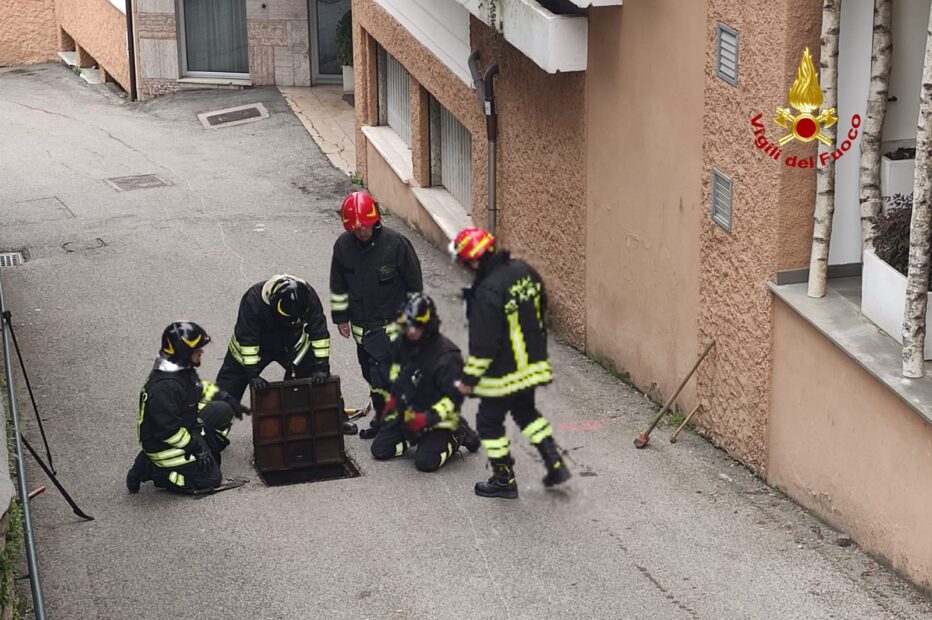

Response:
(861, 249), (932, 359)
(342, 66), (354, 95)
(880, 154), (916, 203)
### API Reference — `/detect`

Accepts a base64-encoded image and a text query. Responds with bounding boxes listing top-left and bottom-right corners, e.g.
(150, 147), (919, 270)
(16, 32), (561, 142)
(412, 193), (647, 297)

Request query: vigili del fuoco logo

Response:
(750, 48), (861, 169)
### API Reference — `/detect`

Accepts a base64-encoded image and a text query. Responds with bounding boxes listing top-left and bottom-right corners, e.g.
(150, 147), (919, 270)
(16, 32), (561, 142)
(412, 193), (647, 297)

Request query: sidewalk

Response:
(0, 64), (929, 619)
(280, 85), (357, 176)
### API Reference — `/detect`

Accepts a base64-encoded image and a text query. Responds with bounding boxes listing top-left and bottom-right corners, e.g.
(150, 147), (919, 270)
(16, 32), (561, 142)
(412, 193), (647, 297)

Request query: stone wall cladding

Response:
(136, 13), (175, 40)
(57, 0), (130, 92)
(0, 0), (56, 66)
(698, 0), (821, 472)
(352, 1), (586, 344)
(140, 77), (180, 98)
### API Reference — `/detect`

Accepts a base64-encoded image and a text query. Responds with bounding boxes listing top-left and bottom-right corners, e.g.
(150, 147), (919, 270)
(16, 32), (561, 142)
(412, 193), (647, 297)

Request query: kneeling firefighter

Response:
(127, 322), (247, 494)
(370, 294), (480, 471)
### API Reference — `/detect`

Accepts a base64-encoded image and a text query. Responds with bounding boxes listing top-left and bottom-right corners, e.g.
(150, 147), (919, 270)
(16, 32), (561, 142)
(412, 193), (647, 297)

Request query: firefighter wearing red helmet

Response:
(451, 227), (571, 498)
(330, 191), (423, 438)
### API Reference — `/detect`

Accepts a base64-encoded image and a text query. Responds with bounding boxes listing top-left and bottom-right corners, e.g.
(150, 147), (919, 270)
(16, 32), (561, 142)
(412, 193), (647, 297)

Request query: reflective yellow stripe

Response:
(351, 324), (364, 344)
(394, 441), (410, 457)
(389, 363), (400, 382)
(229, 336), (260, 366)
(371, 386), (391, 399)
(437, 442), (454, 467)
(481, 437), (510, 459)
(474, 361), (553, 398)
(464, 356), (493, 378)
(385, 322), (400, 342)
(432, 397), (456, 421)
(200, 382), (219, 403)
(168, 471), (186, 487)
(331, 292), (349, 312)
(293, 332), (311, 365)
(311, 338), (330, 359)
(164, 428), (191, 448)
(146, 447), (185, 461)
(150, 454), (194, 468)
(522, 417), (553, 444)
(508, 312), (529, 370)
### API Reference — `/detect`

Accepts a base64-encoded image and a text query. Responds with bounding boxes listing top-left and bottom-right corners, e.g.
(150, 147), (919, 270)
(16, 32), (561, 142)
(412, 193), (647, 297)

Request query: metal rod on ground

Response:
(634, 340), (716, 449)
(2, 312), (55, 472)
(670, 403), (702, 444)
(0, 278), (47, 620)
(20, 434), (94, 521)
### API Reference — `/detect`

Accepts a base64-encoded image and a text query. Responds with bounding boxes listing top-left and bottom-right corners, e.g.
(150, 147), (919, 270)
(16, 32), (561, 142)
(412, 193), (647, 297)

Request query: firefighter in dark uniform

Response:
(126, 321), (245, 494)
(370, 293), (480, 471)
(215, 274), (357, 434)
(330, 191), (423, 439)
(451, 227), (571, 498)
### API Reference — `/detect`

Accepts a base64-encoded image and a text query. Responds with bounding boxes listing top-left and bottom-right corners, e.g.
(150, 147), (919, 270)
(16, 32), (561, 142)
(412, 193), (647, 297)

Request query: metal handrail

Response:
(0, 275), (46, 619)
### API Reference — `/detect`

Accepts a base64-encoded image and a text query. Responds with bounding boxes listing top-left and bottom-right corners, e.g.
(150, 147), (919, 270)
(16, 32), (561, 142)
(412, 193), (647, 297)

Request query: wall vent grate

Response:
(716, 23), (739, 86)
(712, 168), (733, 231)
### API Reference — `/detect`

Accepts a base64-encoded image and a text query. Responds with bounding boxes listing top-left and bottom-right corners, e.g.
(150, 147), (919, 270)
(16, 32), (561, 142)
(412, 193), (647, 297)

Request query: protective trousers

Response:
(476, 389), (555, 461)
(150, 401), (234, 493)
(356, 327), (394, 420)
(216, 349), (324, 401)
(370, 424), (458, 472)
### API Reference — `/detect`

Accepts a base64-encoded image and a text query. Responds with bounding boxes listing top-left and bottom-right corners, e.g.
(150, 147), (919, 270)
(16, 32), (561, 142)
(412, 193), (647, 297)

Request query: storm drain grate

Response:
(258, 458), (361, 487)
(198, 103), (269, 129)
(106, 174), (171, 192)
(0, 252), (24, 267)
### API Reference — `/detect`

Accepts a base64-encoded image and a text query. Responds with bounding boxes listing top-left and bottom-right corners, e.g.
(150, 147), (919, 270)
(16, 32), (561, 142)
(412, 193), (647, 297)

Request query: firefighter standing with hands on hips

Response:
(451, 227), (571, 498)
(330, 191), (423, 439)
(127, 321), (245, 494)
(215, 273), (357, 434)
(370, 293), (480, 470)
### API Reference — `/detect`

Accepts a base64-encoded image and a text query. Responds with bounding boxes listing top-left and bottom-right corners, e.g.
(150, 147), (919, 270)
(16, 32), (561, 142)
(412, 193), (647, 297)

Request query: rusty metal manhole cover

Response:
(105, 174), (171, 192)
(197, 103), (269, 129)
(0, 252), (24, 267)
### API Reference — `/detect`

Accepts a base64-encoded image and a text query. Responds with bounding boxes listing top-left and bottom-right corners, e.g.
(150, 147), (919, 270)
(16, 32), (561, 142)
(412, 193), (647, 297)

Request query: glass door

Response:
(309, 0), (351, 84)
(179, 0), (249, 78)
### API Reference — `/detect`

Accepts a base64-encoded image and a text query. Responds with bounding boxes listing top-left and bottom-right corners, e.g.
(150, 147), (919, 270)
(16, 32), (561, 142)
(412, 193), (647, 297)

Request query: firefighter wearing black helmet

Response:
(126, 321), (244, 494)
(215, 274), (357, 434)
(370, 293), (480, 471)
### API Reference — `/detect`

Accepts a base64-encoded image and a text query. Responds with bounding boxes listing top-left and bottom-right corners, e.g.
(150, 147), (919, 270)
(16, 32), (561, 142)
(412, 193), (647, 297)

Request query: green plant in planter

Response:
(336, 10), (353, 68)
(871, 193), (932, 290)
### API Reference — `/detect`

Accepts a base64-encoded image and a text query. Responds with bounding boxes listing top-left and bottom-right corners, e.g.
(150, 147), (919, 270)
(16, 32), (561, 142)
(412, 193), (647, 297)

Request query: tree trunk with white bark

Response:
(808, 0), (842, 298)
(859, 0), (893, 251)
(902, 7), (932, 378)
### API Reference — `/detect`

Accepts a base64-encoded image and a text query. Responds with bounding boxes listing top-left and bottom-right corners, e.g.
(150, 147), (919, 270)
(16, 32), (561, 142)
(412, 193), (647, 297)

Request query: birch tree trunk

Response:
(902, 6), (932, 378)
(859, 0), (893, 251)
(808, 0), (842, 298)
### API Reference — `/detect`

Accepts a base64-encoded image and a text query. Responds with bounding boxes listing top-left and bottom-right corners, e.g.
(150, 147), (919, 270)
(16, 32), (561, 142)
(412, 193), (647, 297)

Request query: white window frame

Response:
(177, 0), (251, 80)
(429, 96), (472, 212)
(377, 46), (412, 146)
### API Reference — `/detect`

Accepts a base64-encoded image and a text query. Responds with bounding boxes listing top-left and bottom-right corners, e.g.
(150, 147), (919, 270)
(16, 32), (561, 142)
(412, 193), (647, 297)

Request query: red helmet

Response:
(341, 191), (380, 231)
(451, 227), (495, 262)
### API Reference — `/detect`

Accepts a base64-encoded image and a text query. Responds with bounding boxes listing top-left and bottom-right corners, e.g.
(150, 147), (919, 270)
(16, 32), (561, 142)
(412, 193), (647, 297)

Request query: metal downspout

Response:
(0, 279), (46, 619)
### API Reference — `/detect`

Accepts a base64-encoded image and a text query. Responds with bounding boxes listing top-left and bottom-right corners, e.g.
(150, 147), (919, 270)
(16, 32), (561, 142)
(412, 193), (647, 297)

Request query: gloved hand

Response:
(220, 391), (248, 420)
(250, 376), (270, 395)
(184, 434), (214, 473)
(404, 410), (437, 433)
(384, 395), (398, 413)
(310, 371), (329, 386)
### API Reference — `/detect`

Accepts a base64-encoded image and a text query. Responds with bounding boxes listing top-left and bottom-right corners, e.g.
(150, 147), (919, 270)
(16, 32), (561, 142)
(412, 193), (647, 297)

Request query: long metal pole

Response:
(488, 139), (497, 235)
(0, 278), (47, 619)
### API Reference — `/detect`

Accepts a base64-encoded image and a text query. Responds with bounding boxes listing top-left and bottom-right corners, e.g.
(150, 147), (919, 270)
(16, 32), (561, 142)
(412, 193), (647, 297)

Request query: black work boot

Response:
(341, 410), (358, 435)
(126, 451), (152, 494)
(537, 436), (571, 488)
(453, 418), (481, 453)
(474, 457), (518, 499)
(359, 417), (380, 440)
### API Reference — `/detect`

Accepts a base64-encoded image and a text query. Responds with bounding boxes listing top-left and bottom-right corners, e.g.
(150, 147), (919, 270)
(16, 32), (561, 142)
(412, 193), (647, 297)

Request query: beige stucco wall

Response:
(57, 0), (130, 92)
(0, 0), (56, 66)
(698, 0), (821, 472)
(585, 1), (704, 408)
(352, 1), (586, 344)
(769, 301), (932, 589)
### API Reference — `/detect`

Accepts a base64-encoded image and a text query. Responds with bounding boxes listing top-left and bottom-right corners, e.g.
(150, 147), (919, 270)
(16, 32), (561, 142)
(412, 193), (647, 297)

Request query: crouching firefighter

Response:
(371, 294), (480, 471)
(127, 322), (246, 494)
(215, 273), (357, 434)
(451, 228), (571, 499)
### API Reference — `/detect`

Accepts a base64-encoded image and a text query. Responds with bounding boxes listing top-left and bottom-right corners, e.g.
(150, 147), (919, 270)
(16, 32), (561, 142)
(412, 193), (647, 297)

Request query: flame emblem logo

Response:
(774, 48), (838, 146)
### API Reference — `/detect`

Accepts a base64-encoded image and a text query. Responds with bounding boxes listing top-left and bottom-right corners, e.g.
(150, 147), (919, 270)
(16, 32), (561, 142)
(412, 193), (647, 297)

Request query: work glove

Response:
(250, 376), (270, 395)
(219, 390), (249, 420)
(310, 371), (330, 386)
(184, 433), (214, 473)
(404, 410), (438, 433)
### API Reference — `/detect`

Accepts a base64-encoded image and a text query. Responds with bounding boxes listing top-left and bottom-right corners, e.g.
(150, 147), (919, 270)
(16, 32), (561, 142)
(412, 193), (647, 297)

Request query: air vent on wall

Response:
(717, 23), (739, 86)
(711, 168), (733, 231)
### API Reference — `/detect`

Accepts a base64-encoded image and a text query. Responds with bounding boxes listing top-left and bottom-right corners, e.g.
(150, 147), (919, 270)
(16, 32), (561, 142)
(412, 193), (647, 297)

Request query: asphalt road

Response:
(0, 64), (929, 619)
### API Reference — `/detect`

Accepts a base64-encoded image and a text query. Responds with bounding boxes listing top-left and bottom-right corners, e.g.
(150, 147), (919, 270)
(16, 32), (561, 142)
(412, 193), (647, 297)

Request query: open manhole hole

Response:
(106, 174), (171, 192)
(0, 252), (24, 267)
(258, 456), (360, 487)
(198, 103), (269, 129)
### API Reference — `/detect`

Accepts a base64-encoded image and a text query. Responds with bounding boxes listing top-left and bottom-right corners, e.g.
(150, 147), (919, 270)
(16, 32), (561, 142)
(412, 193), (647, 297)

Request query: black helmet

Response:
(268, 276), (311, 324)
(161, 321), (211, 367)
(398, 293), (440, 337)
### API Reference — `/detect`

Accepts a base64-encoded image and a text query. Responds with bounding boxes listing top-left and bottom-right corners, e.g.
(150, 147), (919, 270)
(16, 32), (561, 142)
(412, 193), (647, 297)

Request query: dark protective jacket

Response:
(460, 251), (553, 397)
(329, 225), (423, 334)
(227, 276), (330, 378)
(387, 333), (465, 431)
(137, 360), (223, 468)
